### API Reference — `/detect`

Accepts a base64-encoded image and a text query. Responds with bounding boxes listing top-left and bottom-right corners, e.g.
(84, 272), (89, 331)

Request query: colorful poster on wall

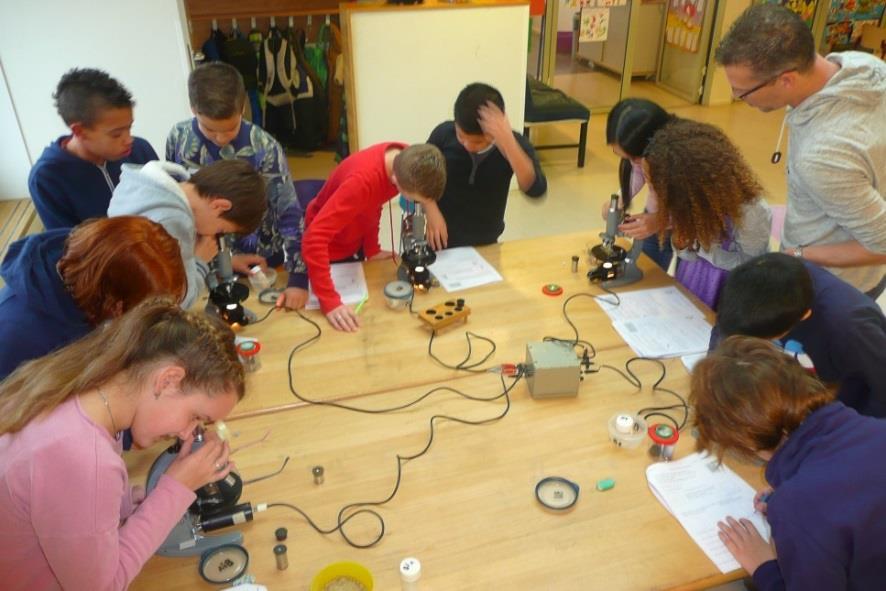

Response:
(580, 7), (610, 42)
(828, 0), (886, 22)
(823, 0), (885, 51)
(762, 0), (818, 27)
(665, 0), (706, 53)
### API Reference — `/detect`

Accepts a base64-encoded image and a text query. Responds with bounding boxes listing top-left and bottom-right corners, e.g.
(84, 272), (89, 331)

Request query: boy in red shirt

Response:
(303, 143), (446, 332)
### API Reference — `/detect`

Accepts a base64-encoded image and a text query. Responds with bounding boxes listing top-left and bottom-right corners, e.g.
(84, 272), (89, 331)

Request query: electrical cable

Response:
(258, 310), (522, 547)
(554, 291), (690, 432)
(248, 305), (278, 325)
(427, 329), (497, 373)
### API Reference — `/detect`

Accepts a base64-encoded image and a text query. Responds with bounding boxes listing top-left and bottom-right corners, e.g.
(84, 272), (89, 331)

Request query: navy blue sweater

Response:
(427, 121), (547, 247)
(753, 403), (886, 590)
(711, 262), (886, 417)
(28, 136), (157, 229)
(0, 229), (91, 380)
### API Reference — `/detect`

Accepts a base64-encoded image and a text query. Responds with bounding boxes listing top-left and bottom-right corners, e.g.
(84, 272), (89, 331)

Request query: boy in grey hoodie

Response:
(108, 159), (265, 308)
(716, 5), (886, 298)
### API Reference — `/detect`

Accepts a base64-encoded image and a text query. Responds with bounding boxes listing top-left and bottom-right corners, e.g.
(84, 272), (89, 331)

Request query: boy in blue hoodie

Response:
(710, 252), (886, 418)
(0, 217), (185, 380)
(28, 69), (158, 229)
(108, 159), (266, 309)
(166, 62), (307, 310)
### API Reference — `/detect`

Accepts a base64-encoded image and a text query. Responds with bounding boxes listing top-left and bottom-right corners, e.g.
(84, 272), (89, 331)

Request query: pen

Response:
(354, 294), (369, 315)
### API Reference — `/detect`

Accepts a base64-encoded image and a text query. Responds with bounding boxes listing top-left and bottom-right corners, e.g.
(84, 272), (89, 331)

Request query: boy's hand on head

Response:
(326, 304), (360, 332)
(477, 101), (513, 146)
(423, 203), (448, 251)
(618, 212), (661, 240)
(195, 234), (220, 263)
(717, 516), (775, 575)
(231, 254), (267, 275)
(277, 287), (308, 310)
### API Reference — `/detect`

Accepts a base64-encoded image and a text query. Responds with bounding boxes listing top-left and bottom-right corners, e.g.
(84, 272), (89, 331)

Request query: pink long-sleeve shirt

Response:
(0, 396), (195, 590)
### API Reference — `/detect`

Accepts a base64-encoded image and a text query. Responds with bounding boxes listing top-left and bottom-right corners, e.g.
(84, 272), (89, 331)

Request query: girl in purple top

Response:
(644, 120), (771, 309)
(0, 298), (245, 590)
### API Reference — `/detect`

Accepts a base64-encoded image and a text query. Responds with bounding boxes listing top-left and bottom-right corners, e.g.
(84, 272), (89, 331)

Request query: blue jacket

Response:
(28, 136), (157, 229)
(711, 262), (886, 417)
(0, 229), (91, 380)
(753, 403), (886, 591)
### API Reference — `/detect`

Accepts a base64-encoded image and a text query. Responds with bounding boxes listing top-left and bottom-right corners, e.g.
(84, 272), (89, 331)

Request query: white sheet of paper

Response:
(682, 352), (707, 372)
(428, 247), (503, 292)
(612, 315), (712, 358)
(596, 286), (705, 323)
(306, 262), (368, 310)
(646, 452), (770, 573)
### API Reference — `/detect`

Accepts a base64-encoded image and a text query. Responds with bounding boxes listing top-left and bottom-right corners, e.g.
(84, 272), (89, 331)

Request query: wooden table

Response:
(129, 232), (764, 590)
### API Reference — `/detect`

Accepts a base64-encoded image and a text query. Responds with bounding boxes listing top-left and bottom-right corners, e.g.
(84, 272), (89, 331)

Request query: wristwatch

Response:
(792, 246), (804, 258)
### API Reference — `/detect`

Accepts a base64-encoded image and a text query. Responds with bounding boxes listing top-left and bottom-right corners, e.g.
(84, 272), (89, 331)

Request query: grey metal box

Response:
(525, 341), (581, 398)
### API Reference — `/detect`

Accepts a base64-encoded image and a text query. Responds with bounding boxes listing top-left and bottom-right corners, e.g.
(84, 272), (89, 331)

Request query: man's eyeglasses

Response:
(735, 69), (795, 100)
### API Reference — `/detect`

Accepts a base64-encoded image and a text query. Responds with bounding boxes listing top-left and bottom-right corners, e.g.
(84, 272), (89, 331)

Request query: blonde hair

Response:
(0, 298), (245, 435)
(393, 144), (447, 202)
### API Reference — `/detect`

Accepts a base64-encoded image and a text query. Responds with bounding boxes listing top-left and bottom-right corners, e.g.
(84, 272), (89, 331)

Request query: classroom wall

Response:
(0, 67), (31, 200)
(348, 4), (529, 150)
(707, 0), (753, 106)
(0, 0), (194, 200)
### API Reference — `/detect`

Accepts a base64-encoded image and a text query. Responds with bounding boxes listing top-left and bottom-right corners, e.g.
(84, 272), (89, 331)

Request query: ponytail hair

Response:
(0, 298), (244, 435)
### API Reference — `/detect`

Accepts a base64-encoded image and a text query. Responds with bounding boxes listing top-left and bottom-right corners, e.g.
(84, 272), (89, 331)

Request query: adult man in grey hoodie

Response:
(716, 5), (886, 299)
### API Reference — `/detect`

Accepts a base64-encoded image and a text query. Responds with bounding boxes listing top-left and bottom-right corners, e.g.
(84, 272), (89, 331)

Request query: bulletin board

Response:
(343, 3), (530, 151)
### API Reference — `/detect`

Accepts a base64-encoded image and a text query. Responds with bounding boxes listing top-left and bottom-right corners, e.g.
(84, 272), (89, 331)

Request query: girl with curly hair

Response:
(644, 119), (771, 308)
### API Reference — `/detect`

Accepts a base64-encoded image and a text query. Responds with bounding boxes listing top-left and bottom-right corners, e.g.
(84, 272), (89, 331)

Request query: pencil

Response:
(354, 294), (369, 314)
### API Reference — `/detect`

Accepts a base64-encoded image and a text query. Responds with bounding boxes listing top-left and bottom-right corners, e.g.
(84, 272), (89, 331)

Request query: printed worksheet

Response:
(595, 286), (705, 322)
(612, 315), (712, 358)
(306, 262), (369, 310)
(428, 247), (503, 292)
(595, 286), (711, 357)
(646, 452), (770, 573)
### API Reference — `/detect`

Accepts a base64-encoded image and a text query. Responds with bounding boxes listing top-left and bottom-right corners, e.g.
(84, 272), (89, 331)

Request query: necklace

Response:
(97, 387), (121, 440)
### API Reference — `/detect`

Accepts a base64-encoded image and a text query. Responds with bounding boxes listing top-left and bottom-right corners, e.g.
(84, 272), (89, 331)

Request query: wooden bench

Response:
(523, 76), (590, 168)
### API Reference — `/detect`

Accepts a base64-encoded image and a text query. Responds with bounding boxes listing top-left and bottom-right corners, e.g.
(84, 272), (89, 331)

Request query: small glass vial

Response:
(248, 265), (272, 291)
(235, 340), (262, 372)
(648, 423), (679, 461)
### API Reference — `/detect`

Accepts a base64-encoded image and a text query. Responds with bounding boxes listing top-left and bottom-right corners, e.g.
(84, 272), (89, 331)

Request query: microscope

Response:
(588, 194), (643, 287)
(207, 235), (254, 327)
(145, 427), (263, 557)
(398, 202), (436, 291)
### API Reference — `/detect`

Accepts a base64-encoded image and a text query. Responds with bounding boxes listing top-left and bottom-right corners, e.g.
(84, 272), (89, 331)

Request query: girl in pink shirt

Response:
(0, 298), (245, 590)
